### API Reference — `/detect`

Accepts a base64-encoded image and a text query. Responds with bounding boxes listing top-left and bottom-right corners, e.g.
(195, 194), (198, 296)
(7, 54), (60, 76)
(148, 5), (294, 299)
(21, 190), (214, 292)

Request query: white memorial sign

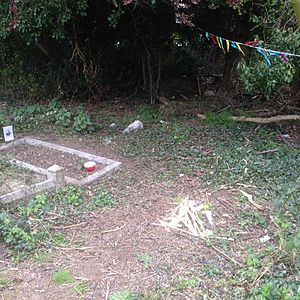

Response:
(3, 125), (14, 142)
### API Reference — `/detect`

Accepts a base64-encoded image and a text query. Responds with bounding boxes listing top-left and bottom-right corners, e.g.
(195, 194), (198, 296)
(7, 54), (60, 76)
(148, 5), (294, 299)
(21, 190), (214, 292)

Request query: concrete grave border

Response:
(0, 137), (122, 203)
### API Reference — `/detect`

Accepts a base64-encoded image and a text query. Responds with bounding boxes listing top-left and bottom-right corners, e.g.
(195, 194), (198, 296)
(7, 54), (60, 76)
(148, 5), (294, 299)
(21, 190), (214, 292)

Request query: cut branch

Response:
(197, 114), (300, 124)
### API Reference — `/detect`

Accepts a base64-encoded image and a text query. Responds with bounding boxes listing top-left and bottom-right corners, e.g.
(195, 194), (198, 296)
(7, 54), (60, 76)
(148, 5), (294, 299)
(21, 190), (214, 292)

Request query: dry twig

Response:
(239, 190), (264, 210)
(101, 223), (126, 234)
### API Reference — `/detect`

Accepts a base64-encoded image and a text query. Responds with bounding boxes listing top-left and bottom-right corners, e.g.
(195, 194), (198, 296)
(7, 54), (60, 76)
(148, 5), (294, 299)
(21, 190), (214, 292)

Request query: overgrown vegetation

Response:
(0, 186), (115, 255)
(0, 100), (93, 133)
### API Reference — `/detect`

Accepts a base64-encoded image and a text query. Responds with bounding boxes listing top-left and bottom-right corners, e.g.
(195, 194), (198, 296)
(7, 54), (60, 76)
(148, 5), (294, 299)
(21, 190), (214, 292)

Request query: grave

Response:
(0, 137), (121, 203)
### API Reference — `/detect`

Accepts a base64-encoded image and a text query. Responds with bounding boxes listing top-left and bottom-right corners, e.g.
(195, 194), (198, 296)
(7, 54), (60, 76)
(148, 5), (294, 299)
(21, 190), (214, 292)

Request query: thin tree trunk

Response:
(155, 54), (162, 96)
(141, 56), (147, 90)
(147, 52), (154, 104)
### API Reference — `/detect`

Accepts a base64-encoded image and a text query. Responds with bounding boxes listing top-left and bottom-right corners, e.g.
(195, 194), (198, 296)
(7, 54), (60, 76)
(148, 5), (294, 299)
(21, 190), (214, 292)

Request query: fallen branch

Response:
(257, 149), (278, 155)
(197, 114), (300, 124)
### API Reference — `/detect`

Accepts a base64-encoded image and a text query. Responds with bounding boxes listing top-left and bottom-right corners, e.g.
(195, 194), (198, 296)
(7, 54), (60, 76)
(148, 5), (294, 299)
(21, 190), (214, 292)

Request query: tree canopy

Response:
(0, 0), (299, 102)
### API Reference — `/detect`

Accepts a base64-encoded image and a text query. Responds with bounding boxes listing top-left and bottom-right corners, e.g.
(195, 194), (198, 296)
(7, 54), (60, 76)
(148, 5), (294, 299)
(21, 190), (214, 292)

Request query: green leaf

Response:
(293, 236), (300, 248)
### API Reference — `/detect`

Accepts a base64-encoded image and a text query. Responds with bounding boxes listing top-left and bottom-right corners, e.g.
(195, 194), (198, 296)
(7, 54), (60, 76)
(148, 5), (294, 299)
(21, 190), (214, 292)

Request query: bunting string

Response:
(197, 27), (300, 65)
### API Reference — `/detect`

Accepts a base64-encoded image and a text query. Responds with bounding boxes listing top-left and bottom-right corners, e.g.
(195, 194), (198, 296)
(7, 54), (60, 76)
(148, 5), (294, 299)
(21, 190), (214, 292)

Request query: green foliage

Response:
(108, 9), (125, 28)
(237, 29), (300, 97)
(88, 190), (115, 209)
(22, 193), (52, 217)
(1, 102), (93, 133)
(136, 104), (162, 122)
(73, 108), (92, 132)
(0, 0), (88, 43)
(73, 281), (89, 296)
(204, 111), (235, 127)
(286, 228), (300, 267)
(176, 276), (201, 290)
(197, 127), (300, 224)
(54, 108), (72, 127)
(0, 185), (117, 256)
(52, 270), (74, 284)
(0, 50), (43, 100)
(109, 290), (133, 300)
(171, 122), (192, 143)
(203, 264), (220, 277)
(250, 280), (300, 300)
(136, 252), (153, 267)
(0, 212), (40, 251)
(0, 274), (9, 290)
(61, 185), (85, 206)
(240, 210), (267, 228)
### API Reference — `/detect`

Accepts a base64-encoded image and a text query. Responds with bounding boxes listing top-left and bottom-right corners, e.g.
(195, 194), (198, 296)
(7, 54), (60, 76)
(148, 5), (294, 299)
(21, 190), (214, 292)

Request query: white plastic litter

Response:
(123, 120), (143, 134)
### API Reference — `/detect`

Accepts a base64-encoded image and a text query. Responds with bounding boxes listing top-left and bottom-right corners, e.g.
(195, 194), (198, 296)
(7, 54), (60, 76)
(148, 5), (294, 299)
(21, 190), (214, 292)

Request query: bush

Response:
(237, 29), (300, 98)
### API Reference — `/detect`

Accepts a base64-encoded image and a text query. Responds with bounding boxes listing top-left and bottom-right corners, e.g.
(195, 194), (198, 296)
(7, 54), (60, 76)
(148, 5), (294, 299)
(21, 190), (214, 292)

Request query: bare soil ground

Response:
(7, 143), (105, 180)
(0, 161), (46, 195)
(0, 133), (271, 300)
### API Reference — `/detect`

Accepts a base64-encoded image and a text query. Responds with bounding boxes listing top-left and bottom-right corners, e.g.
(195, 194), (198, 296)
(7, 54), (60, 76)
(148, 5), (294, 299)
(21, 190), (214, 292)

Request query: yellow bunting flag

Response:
(226, 39), (230, 53)
(216, 37), (222, 49)
(236, 43), (245, 56)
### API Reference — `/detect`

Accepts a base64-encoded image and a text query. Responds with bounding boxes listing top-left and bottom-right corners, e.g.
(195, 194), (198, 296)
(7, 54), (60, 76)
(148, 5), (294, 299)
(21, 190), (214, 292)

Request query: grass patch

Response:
(33, 252), (50, 263)
(52, 270), (74, 284)
(176, 276), (201, 290)
(136, 252), (153, 267)
(109, 290), (133, 300)
(73, 281), (89, 297)
(0, 274), (9, 290)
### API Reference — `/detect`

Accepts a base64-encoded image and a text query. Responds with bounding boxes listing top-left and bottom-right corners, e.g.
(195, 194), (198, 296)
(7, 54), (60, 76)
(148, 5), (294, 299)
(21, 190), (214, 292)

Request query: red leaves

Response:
(123, 0), (133, 5)
(175, 12), (195, 27)
(9, 0), (19, 31)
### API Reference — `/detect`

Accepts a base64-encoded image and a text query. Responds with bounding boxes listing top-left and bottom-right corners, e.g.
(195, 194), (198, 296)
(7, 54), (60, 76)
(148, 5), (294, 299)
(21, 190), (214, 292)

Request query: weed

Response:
(204, 111), (236, 127)
(136, 252), (153, 267)
(203, 264), (220, 277)
(136, 104), (162, 122)
(52, 233), (68, 246)
(61, 185), (85, 206)
(0, 212), (40, 251)
(23, 193), (51, 217)
(33, 252), (50, 263)
(87, 190), (115, 209)
(109, 290), (133, 300)
(73, 281), (89, 297)
(0, 275), (9, 290)
(171, 122), (192, 143)
(239, 210), (267, 228)
(54, 108), (72, 127)
(52, 270), (74, 284)
(250, 280), (300, 299)
(176, 276), (201, 290)
(286, 228), (300, 267)
(48, 98), (63, 110)
(73, 107), (93, 132)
